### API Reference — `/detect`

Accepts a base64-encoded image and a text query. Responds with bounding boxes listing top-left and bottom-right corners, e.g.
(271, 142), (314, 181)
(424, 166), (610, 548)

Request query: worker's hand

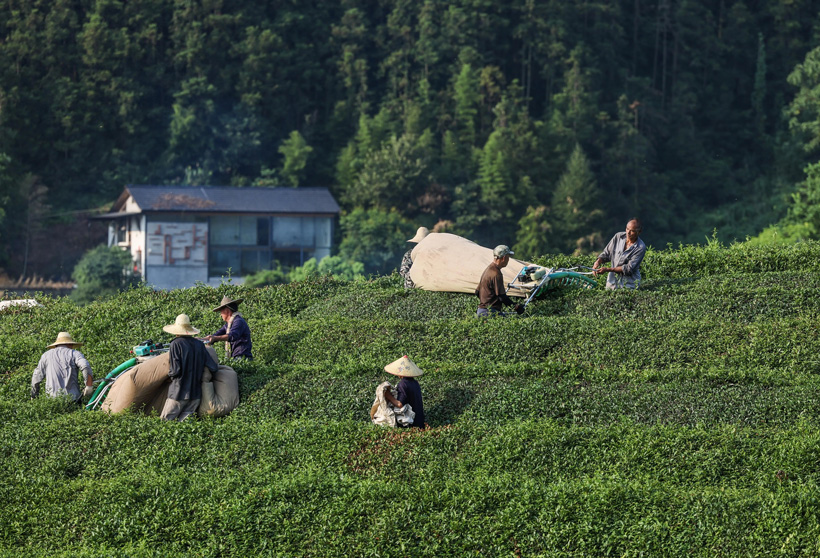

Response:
(83, 385), (94, 397)
(513, 304), (525, 316)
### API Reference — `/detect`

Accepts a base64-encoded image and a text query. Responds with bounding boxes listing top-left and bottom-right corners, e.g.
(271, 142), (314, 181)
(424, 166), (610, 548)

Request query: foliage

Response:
(338, 207), (416, 275)
(70, 245), (138, 304)
(243, 256), (366, 287)
(277, 130), (313, 187)
(4, 0), (820, 281)
(549, 143), (604, 254)
(4, 243), (820, 554)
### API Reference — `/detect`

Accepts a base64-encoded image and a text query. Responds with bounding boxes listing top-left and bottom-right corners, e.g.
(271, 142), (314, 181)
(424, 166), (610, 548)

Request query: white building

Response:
(97, 185), (340, 289)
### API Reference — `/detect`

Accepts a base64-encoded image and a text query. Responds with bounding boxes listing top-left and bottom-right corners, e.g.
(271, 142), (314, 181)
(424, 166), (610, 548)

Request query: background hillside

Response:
(2, 241), (820, 555)
(3, 1), (820, 280)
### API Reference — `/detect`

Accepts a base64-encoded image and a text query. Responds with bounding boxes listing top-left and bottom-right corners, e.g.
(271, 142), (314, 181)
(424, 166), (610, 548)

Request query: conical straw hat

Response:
(384, 355), (424, 377)
(47, 332), (83, 348)
(163, 314), (200, 336)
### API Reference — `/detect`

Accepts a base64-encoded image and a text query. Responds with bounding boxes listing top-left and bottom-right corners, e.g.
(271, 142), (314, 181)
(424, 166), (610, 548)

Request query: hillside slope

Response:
(1, 242), (820, 556)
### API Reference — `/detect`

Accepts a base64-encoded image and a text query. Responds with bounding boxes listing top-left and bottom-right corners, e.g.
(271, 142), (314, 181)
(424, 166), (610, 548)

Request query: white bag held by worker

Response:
(370, 381), (415, 427)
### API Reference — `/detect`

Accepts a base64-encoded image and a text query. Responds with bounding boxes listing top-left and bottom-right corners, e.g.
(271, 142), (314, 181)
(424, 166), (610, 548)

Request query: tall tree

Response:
(549, 143), (604, 254)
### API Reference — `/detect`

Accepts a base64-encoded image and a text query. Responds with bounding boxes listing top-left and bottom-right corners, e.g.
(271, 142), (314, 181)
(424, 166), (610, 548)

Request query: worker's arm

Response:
(492, 273), (515, 307)
(31, 358), (45, 399)
(383, 385), (403, 408)
(593, 235), (616, 273)
(75, 352), (93, 386)
(204, 324), (228, 344)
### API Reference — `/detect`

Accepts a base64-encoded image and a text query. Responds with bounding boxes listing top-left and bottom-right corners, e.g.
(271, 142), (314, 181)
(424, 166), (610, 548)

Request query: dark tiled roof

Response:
(118, 185), (340, 214)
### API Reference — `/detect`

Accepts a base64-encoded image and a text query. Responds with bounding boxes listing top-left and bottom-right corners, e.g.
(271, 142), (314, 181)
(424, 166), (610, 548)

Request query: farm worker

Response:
(475, 245), (525, 317)
(399, 226), (429, 289)
(593, 218), (647, 290)
(203, 296), (253, 360)
(382, 355), (426, 428)
(162, 314), (218, 421)
(31, 332), (94, 404)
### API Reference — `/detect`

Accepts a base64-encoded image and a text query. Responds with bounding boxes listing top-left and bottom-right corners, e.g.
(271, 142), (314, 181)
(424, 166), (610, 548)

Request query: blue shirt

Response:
(213, 314), (253, 359)
(396, 377), (425, 428)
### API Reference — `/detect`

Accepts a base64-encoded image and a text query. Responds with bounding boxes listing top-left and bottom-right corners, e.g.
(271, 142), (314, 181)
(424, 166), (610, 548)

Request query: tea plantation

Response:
(3, 241), (820, 556)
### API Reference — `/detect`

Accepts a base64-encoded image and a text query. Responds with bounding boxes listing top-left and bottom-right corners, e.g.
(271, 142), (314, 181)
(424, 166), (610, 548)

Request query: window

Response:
(209, 215), (334, 276)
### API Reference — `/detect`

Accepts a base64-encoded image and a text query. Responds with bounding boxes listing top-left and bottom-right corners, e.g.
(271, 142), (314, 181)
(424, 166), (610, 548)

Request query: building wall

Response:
(144, 264), (222, 290)
(143, 220), (210, 290)
(110, 207), (336, 289)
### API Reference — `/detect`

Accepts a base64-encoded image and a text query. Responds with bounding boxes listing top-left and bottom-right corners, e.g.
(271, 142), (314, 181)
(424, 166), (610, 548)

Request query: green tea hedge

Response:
(2, 241), (820, 555)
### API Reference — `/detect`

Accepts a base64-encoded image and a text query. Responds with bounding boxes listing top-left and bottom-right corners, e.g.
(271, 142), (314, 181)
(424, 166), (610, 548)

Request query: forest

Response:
(2, 0), (820, 280)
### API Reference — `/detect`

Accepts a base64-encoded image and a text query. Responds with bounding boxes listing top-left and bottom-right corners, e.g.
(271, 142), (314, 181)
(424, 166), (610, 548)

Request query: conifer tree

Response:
(549, 143), (604, 254)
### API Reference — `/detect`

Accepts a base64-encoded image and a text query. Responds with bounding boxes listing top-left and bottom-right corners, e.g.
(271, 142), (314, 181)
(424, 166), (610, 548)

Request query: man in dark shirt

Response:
(161, 314), (218, 421)
(382, 355), (426, 428)
(476, 245), (524, 317)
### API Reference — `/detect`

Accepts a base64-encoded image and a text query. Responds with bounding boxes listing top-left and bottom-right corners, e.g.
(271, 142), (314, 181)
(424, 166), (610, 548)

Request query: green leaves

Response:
(5, 242), (820, 555)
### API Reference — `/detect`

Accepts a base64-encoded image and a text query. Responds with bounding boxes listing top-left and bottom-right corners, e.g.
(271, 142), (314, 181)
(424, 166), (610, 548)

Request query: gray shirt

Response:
(31, 346), (92, 402)
(597, 232), (647, 290)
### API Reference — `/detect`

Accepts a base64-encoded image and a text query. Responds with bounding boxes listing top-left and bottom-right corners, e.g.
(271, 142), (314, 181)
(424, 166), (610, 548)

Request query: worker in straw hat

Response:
(382, 355), (426, 428)
(202, 295), (252, 360)
(161, 314), (218, 421)
(31, 332), (94, 404)
(399, 226), (430, 289)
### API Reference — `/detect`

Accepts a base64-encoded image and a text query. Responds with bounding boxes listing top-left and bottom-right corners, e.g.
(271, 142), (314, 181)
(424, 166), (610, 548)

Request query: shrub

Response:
(71, 245), (138, 304)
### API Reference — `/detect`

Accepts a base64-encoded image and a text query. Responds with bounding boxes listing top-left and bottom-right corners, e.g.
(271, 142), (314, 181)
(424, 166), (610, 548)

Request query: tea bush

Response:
(3, 242), (820, 555)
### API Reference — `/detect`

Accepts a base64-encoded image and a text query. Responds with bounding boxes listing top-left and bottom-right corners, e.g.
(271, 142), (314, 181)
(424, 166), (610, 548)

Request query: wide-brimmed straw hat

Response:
(212, 295), (243, 313)
(384, 355), (424, 377)
(407, 226), (430, 243)
(47, 332), (83, 349)
(163, 314), (200, 336)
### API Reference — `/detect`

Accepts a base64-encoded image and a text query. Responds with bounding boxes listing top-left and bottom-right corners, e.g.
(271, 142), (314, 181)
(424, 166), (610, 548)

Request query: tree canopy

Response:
(2, 0), (820, 277)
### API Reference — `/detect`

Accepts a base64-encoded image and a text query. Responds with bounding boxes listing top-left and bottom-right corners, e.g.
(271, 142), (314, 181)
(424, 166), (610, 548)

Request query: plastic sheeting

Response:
(407, 233), (533, 297)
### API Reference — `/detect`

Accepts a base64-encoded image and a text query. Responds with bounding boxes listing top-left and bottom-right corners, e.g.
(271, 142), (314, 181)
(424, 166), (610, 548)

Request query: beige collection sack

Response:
(407, 233), (532, 297)
(198, 364), (239, 417)
(102, 346), (239, 417)
(101, 352), (171, 415)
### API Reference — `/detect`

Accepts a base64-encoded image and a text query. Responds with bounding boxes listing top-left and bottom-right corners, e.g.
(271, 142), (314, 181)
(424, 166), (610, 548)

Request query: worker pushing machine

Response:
(476, 245), (525, 317)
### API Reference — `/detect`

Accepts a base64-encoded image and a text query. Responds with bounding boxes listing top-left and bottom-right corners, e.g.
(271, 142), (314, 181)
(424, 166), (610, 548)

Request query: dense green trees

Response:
(1, 0), (820, 278)
(71, 244), (138, 304)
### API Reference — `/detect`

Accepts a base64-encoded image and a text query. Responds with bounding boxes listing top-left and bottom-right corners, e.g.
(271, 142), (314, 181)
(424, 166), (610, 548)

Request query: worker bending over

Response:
(31, 332), (94, 404)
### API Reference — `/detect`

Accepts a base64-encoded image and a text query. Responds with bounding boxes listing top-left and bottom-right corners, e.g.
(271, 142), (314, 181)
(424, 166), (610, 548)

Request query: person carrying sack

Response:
(203, 296), (253, 360)
(161, 314), (218, 421)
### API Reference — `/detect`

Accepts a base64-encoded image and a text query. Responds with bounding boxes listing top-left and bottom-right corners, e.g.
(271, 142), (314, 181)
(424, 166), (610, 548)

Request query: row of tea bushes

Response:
(1, 411), (820, 555)
(3, 241), (820, 555)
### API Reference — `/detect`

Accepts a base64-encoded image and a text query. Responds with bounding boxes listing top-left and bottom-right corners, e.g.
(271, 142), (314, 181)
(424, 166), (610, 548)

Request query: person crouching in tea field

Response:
(382, 355), (426, 428)
(162, 314), (218, 421)
(31, 332), (94, 405)
(203, 296), (253, 360)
